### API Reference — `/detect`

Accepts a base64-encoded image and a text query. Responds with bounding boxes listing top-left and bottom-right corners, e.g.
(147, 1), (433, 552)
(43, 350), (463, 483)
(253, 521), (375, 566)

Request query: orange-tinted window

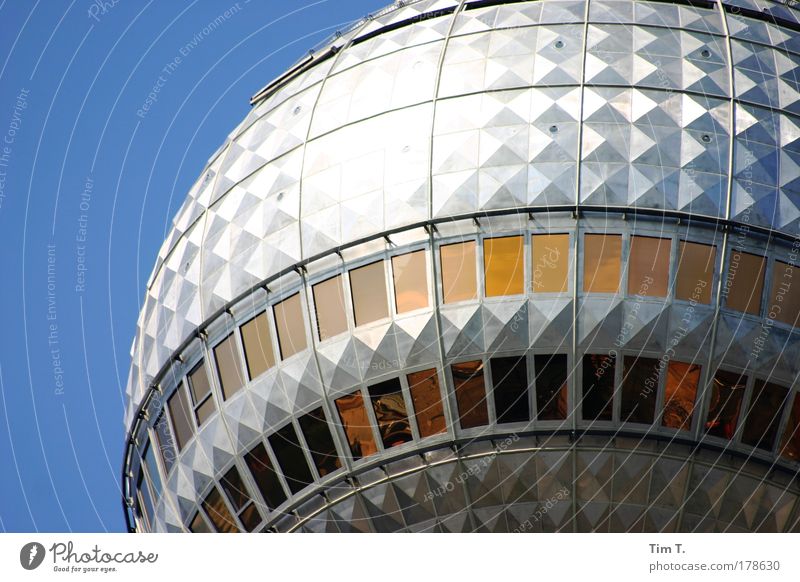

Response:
(407, 369), (446, 438)
(532, 234), (569, 293)
(583, 234), (621, 293)
(440, 241), (477, 303)
(451, 360), (489, 429)
(662, 361), (701, 431)
(312, 275), (348, 340)
(779, 394), (800, 462)
(484, 236), (525, 296)
(675, 241), (715, 303)
(725, 250), (765, 315)
(335, 391), (378, 459)
(368, 378), (413, 449)
(201, 487), (239, 533)
(392, 251), (429, 313)
(628, 236), (670, 297)
(273, 293), (307, 359)
(349, 261), (389, 326)
(742, 380), (789, 451)
(704, 369), (747, 439)
(240, 312), (275, 379)
(768, 260), (800, 327)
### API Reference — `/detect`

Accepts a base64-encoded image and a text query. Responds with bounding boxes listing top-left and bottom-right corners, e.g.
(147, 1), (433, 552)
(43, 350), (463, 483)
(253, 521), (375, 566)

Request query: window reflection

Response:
(368, 378), (413, 448)
(769, 261), (800, 327)
(167, 386), (194, 451)
(312, 275), (348, 340)
(661, 361), (701, 431)
(532, 234), (569, 293)
(582, 354), (615, 421)
(142, 444), (162, 499)
(243, 443), (287, 510)
(274, 293), (307, 359)
(392, 250), (429, 313)
(153, 411), (177, 473)
(335, 391), (378, 459)
(725, 250), (765, 315)
(628, 236), (670, 297)
(490, 356), (530, 424)
(214, 334), (245, 400)
(136, 469), (154, 530)
(534, 354), (568, 420)
(484, 236), (525, 297)
(268, 423), (314, 495)
(220, 465), (261, 532)
(621, 356), (659, 424)
(201, 486), (239, 533)
(188, 512), (211, 533)
(779, 394), (800, 462)
(349, 261), (389, 326)
(298, 407), (342, 477)
(451, 360), (489, 429)
(440, 241), (477, 303)
(675, 241), (715, 303)
(583, 234), (621, 293)
(188, 361), (215, 426)
(240, 312), (275, 380)
(742, 380), (789, 451)
(704, 370), (747, 439)
(407, 369), (446, 438)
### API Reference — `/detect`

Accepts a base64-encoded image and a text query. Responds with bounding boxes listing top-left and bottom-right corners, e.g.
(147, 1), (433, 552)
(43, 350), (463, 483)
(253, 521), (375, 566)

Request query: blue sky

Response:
(0, 0), (381, 533)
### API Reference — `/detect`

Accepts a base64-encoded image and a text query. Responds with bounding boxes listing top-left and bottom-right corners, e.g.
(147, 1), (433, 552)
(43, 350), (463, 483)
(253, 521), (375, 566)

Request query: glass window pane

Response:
(779, 394), (800, 462)
(298, 407), (342, 477)
(742, 380), (789, 451)
(274, 293), (307, 360)
(368, 379), (413, 448)
(451, 360), (489, 429)
(195, 396), (215, 426)
(725, 250), (766, 315)
(220, 465), (251, 512)
(769, 261), (800, 327)
(662, 361), (701, 431)
(201, 487), (239, 533)
(241, 312), (275, 379)
(243, 443), (287, 510)
(268, 423), (314, 495)
(675, 241), (715, 303)
(153, 411), (177, 473)
(484, 236), (525, 297)
(136, 471), (154, 529)
(583, 234), (621, 293)
(187, 361), (212, 403)
(441, 241), (477, 303)
(620, 356), (659, 424)
(532, 234), (569, 293)
(335, 391), (378, 459)
(628, 236), (670, 297)
(238, 503), (261, 532)
(312, 275), (348, 340)
(142, 444), (162, 499)
(349, 261), (389, 326)
(167, 387), (194, 451)
(392, 250), (429, 313)
(188, 512), (211, 533)
(704, 370), (747, 439)
(407, 369), (446, 438)
(582, 354), (615, 421)
(490, 356), (530, 424)
(214, 334), (245, 400)
(534, 354), (568, 421)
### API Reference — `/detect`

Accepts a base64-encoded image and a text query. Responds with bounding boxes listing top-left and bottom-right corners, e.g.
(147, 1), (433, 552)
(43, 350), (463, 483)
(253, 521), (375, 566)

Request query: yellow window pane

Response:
(273, 293), (307, 360)
(725, 251), (765, 315)
(312, 275), (348, 340)
(483, 236), (525, 297)
(441, 241), (477, 303)
(532, 234), (569, 293)
(349, 261), (389, 326)
(675, 241), (715, 303)
(392, 250), (429, 313)
(583, 234), (621, 293)
(240, 312), (275, 380)
(628, 236), (670, 297)
(768, 260), (800, 327)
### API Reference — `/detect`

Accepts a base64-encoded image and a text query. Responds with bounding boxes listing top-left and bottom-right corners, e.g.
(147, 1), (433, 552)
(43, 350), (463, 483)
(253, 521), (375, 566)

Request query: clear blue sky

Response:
(0, 0), (381, 533)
